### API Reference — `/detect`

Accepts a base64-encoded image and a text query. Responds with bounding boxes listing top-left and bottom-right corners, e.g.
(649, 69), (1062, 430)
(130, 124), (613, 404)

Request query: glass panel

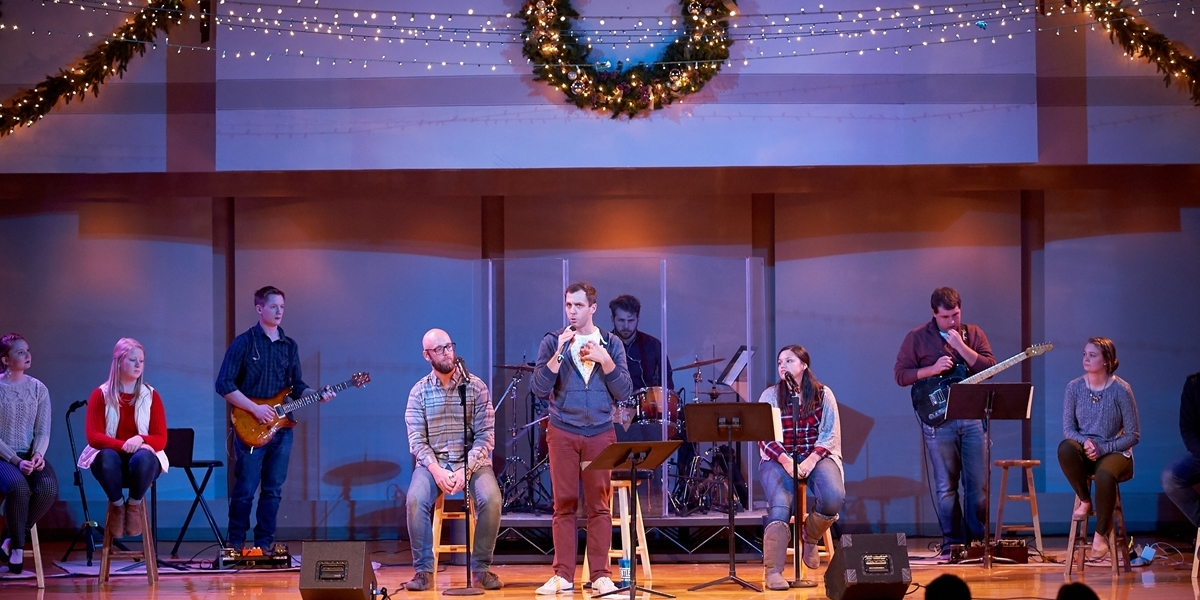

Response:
(490, 258), (565, 515)
(566, 257), (670, 516)
(665, 257), (767, 516)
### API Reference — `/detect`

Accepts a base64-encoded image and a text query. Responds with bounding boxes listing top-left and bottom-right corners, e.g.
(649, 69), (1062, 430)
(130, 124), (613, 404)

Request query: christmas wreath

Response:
(520, 0), (736, 118)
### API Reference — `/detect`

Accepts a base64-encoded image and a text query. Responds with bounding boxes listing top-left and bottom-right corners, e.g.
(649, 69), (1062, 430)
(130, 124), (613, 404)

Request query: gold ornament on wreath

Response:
(521, 0), (737, 118)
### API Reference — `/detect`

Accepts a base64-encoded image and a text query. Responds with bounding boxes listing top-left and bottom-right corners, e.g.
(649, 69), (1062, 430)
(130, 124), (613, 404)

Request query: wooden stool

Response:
(786, 481), (836, 576)
(30, 523), (45, 589)
(1065, 481), (1130, 578)
(99, 502), (158, 584)
(993, 459), (1044, 553)
(582, 478), (651, 580)
(0, 493), (45, 588)
(432, 494), (475, 586)
(1192, 527), (1200, 579)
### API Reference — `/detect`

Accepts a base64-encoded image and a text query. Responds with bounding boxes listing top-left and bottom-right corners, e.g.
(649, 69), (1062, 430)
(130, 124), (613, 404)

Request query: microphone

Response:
(784, 372), (800, 395)
(66, 399), (88, 415)
(454, 357), (471, 382)
(556, 326), (577, 362)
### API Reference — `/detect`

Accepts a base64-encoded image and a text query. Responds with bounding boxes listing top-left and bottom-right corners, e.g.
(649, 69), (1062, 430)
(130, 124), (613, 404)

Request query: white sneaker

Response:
(591, 577), (618, 597)
(537, 575), (574, 595)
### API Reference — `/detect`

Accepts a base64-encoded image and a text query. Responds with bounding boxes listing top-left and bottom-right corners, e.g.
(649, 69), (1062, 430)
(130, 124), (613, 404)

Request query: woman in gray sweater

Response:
(0, 333), (58, 574)
(1057, 337), (1140, 560)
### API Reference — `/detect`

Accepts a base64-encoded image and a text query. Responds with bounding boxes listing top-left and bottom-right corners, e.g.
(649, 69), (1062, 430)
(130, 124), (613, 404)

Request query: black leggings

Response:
(0, 460), (59, 548)
(1057, 439), (1132, 535)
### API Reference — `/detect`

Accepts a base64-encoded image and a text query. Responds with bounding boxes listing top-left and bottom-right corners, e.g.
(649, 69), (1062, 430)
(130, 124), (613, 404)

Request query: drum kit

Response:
(494, 354), (746, 516)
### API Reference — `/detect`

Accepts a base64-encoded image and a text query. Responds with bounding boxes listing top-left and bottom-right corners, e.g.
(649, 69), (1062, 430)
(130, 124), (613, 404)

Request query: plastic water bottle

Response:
(618, 558), (631, 587)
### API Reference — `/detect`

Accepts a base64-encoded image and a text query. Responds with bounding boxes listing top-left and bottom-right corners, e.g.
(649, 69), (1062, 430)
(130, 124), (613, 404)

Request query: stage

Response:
(3, 536), (1198, 600)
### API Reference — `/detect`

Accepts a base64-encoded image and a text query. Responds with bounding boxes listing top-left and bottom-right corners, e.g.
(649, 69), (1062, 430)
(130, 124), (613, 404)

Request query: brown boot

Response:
(762, 520), (791, 590)
(106, 502), (126, 539)
(125, 501), (144, 537)
(802, 511), (839, 569)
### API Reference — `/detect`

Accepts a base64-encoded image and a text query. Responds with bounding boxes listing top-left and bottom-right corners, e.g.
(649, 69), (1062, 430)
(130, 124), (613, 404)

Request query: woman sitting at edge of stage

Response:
(0, 333), (58, 573)
(1058, 336), (1140, 560)
(80, 338), (169, 539)
(757, 345), (844, 590)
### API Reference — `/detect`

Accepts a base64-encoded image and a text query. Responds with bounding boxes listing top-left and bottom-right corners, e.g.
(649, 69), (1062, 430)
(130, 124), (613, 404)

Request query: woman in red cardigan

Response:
(83, 338), (168, 538)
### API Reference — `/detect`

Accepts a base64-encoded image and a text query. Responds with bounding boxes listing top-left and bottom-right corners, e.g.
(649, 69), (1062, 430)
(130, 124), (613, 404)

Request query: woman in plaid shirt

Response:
(758, 345), (844, 590)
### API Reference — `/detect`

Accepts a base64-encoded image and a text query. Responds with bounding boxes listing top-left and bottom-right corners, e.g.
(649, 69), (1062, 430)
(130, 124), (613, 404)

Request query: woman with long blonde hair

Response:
(80, 338), (169, 538)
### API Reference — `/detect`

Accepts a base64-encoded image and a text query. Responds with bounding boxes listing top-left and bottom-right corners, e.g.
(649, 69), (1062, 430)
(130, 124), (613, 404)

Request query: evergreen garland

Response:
(0, 0), (187, 137)
(1086, 1), (1200, 104)
(521, 0), (736, 118)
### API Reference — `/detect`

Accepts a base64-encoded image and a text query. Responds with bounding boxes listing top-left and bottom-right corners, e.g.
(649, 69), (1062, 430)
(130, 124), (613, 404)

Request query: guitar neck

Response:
(278, 378), (355, 415)
(961, 352), (1031, 385)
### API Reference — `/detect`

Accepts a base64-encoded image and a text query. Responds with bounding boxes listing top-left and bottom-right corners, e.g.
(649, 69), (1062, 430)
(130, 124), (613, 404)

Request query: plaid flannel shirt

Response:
(406, 370), (494, 474)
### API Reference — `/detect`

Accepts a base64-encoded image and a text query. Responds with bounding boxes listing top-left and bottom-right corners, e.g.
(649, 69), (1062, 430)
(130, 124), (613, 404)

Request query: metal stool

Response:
(582, 477), (651, 580)
(786, 480), (836, 575)
(993, 459), (1043, 553)
(1065, 479), (1130, 578)
(431, 494), (475, 587)
(99, 500), (158, 584)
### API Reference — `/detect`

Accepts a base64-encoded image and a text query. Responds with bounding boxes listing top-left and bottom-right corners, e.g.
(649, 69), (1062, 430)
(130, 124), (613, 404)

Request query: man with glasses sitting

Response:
(404, 329), (502, 591)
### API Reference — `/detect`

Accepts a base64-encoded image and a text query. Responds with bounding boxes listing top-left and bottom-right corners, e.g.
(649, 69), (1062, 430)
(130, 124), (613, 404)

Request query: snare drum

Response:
(632, 386), (681, 436)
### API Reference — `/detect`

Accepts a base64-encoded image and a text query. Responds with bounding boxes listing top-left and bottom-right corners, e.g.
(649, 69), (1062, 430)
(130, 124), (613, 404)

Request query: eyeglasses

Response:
(425, 343), (456, 356)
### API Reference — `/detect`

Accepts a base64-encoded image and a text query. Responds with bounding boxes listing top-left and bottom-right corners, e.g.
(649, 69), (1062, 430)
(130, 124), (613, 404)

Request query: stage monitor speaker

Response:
(299, 541), (376, 600)
(824, 533), (911, 600)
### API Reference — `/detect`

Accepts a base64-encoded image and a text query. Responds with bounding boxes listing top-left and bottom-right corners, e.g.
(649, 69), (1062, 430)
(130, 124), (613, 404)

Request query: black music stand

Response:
(683, 402), (776, 592)
(945, 382), (1033, 568)
(586, 440), (681, 600)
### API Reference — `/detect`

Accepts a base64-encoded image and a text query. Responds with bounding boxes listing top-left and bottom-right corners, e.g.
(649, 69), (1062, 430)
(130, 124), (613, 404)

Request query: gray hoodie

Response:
(532, 326), (633, 437)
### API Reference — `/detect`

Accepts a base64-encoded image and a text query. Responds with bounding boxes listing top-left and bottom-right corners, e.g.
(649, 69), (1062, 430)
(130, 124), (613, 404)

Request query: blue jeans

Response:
(228, 428), (292, 548)
(90, 448), (161, 502)
(406, 465), (502, 573)
(922, 418), (986, 545)
(1163, 454), (1200, 527)
(759, 456), (845, 525)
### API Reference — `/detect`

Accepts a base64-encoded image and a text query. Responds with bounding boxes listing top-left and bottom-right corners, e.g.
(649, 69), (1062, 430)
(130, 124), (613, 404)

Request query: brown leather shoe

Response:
(406, 572), (433, 591)
(125, 501), (144, 537)
(106, 502), (126, 539)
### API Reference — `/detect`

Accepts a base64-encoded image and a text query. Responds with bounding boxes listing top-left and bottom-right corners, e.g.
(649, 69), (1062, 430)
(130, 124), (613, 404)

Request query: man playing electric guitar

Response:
(215, 286), (335, 552)
(894, 287), (996, 558)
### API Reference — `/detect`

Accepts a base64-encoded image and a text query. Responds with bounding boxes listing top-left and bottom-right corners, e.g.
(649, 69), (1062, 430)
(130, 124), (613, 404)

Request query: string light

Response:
(2, 0), (1198, 135)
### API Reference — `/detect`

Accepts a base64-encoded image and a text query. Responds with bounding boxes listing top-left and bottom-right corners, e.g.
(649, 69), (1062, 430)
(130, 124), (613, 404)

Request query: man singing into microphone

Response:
(403, 329), (501, 591)
(894, 286), (996, 559)
(533, 282), (632, 596)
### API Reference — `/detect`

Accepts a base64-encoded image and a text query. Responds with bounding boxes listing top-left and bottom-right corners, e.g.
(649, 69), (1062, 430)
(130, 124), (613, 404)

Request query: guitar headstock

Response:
(1026, 343), (1054, 357)
(352, 372), (372, 387)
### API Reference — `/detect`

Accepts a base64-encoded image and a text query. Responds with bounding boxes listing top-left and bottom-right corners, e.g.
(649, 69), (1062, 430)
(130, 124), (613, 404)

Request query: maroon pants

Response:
(547, 422), (616, 583)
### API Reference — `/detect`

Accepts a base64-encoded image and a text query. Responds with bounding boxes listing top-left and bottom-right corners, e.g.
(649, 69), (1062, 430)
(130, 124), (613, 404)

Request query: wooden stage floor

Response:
(4, 537), (1200, 600)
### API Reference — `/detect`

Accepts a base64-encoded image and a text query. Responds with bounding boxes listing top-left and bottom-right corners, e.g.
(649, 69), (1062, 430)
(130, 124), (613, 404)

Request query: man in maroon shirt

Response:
(894, 287), (996, 558)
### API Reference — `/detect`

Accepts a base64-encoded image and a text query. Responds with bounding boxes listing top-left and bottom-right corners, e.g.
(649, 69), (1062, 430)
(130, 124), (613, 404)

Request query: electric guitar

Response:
(232, 372), (371, 447)
(911, 344), (1052, 427)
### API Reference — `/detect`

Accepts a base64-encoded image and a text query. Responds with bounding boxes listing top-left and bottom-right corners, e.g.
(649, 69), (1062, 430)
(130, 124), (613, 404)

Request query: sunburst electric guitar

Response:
(232, 372), (371, 447)
(911, 344), (1052, 427)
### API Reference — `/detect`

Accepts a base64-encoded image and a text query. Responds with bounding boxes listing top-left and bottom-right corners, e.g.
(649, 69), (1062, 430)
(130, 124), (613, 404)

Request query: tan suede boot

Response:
(802, 511), (839, 569)
(106, 502), (126, 539)
(762, 521), (791, 590)
(125, 501), (144, 537)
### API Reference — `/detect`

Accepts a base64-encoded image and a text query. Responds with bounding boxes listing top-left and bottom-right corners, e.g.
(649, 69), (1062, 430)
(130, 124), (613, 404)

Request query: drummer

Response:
(609, 295), (675, 391)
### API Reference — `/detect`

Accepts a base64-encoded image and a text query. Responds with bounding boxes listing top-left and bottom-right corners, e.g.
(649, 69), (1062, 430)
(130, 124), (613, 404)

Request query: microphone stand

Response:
(62, 401), (122, 564)
(444, 369), (483, 596)
(788, 381), (817, 588)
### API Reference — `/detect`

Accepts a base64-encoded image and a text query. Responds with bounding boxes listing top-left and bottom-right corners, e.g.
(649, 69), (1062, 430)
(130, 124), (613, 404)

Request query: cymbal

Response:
(697, 388), (736, 397)
(498, 363), (535, 372)
(673, 357), (725, 371)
